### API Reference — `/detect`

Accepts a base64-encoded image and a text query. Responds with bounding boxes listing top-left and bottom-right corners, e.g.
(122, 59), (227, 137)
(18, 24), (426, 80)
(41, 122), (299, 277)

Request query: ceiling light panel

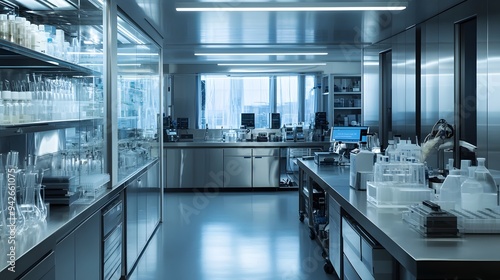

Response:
(195, 52), (328, 56)
(218, 63), (327, 66)
(176, 2), (407, 12)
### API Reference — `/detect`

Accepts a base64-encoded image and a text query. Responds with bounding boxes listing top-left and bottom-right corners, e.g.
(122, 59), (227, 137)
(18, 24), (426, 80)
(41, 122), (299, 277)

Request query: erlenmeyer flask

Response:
(19, 172), (42, 226)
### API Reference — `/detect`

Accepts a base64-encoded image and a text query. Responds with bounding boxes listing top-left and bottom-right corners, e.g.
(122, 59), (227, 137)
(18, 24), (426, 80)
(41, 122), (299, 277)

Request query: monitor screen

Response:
(330, 126), (369, 143)
(241, 113), (255, 128)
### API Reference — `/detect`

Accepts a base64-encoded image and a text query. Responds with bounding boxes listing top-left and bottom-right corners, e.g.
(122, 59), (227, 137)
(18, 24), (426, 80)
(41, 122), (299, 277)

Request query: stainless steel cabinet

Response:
(223, 149), (252, 187)
(20, 253), (55, 280)
(55, 211), (102, 280)
(328, 195), (342, 278)
(126, 162), (161, 274)
(253, 148), (280, 188)
(166, 148), (224, 188)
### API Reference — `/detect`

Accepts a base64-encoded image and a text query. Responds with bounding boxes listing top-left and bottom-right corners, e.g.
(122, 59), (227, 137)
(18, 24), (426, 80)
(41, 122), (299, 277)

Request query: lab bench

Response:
(297, 159), (500, 279)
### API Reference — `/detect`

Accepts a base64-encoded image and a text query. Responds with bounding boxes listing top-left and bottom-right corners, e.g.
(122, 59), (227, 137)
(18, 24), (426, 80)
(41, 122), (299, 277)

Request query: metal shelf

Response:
(0, 118), (103, 137)
(0, 39), (101, 76)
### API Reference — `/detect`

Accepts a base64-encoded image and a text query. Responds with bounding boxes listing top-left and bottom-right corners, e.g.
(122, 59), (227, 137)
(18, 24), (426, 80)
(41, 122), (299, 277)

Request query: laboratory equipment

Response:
(367, 139), (432, 208)
(270, 113), (280, 129)
(350, 144), (375, 190)
(241, 113), (255, 129)
(402, 200), (459, 237)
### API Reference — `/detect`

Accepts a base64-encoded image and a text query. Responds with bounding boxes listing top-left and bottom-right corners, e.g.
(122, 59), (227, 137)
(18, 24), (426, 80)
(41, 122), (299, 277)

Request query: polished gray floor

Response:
(129, 191), (338, 280)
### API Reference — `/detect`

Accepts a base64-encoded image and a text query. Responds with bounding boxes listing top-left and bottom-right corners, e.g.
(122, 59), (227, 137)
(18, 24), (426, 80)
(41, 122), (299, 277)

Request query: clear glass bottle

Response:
(2, 80), (13, 124)
(24, 20), (31, 48)
(7, 14), (16, 43)
(0, 14), (8, 40)
(461, 166), (484, 211)
(15, 16), (26, 46)
(385, 139), (395, 162)
(10, 82), (20, 124)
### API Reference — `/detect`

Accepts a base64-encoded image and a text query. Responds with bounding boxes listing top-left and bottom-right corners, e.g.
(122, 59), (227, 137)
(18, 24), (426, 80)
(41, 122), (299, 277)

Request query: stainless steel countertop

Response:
(164, 141), (330, 148)
(0, 160), (158, 278)
(297, 159), (500, 279)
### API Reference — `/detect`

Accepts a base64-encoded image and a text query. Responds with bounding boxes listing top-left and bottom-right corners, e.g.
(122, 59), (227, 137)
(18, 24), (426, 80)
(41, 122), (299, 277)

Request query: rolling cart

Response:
(298, 166), (334, 274)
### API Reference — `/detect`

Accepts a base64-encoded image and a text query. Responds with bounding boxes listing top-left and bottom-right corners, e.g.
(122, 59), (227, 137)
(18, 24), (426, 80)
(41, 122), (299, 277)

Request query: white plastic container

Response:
(461, 167), (484, 211)
(439, 169), (462, 210)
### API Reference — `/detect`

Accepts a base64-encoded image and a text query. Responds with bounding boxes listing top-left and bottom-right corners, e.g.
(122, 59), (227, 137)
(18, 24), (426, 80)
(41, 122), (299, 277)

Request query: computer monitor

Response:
(330, 126), (369, 143)
(241, 113), (255, 129)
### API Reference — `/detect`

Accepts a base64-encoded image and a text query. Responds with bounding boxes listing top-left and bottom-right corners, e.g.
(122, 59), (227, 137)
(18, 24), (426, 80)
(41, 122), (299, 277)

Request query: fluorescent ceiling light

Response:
(218, 63), (326, 66)
(176, 2), (407, 12)
(196, 52), (328, 56)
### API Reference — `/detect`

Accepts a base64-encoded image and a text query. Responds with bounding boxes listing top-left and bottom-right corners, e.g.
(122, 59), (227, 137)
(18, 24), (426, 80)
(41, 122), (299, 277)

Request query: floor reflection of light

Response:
(201, 223), (234, 277)
(236, 236), (271, 275)
(276, 235), (300, 274)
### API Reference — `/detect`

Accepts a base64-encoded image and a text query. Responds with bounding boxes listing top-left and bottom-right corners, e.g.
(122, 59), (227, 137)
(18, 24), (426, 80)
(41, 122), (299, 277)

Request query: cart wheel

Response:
(299, 214), (305, 222)
(309, 228), (316, 240)
(323, 261), (334, 274)
(321, 251), (327, 259)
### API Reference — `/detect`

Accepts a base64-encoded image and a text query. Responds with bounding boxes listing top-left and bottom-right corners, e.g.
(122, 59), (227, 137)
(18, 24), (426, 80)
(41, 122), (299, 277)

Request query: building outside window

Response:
(199, 74), (317, 129)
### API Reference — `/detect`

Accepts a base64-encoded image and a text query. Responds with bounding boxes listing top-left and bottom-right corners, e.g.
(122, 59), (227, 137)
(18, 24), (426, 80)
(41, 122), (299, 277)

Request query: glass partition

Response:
(116, 14), (161, 182)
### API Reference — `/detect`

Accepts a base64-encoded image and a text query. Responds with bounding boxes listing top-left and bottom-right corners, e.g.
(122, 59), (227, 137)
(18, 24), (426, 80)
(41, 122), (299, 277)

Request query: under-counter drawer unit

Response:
(342, 216), (393, 280)
(102, 196), (123, 280)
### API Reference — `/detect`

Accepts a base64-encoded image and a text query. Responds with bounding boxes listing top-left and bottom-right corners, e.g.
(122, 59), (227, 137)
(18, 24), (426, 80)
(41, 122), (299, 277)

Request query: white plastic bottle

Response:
(461, 167), (484, 211)
(474, 157), (498, 207)
(460, 159), (471, 183)
(440, 169), (462, 210)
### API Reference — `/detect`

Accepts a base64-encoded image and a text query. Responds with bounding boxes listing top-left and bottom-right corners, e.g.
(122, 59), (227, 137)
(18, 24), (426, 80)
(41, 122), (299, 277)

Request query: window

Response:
(199, 74), (317, 129)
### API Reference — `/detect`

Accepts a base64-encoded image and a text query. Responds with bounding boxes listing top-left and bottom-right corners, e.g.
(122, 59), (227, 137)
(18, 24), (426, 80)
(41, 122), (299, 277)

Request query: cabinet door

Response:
(224, 156), (252, 187)
(126, 181), (138, 273)
(21, 252), (55, 280)
(75, 212), (101, 280)
(166, 149), (224, 188)
(146, 162), (160, 238)
(55, 233), (75, 280)
(55, 211), (101, 280)
(137, 175), (148, 256)
(253, 156), (279, 187)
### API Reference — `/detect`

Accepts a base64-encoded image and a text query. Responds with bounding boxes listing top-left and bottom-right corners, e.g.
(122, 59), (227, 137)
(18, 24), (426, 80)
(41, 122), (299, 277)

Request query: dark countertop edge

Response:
(163, 141), (330, 148)
(297, 159), (500, 278)
(0, 161), (158, 278)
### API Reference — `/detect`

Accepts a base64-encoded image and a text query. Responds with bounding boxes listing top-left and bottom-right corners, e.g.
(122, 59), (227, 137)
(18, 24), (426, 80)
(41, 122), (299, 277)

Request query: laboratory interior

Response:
(0, 0), (500, 279)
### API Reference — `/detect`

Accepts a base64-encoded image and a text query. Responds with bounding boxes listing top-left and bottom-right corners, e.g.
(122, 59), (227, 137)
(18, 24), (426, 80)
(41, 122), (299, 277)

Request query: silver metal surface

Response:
(298, 159), (500, 279)
(252, 150), (280, 187)
(487, 1), (500, 170)
(164, 141), (330, 149)
(223, 152), (253, 188)
(165, 148), (224, 188)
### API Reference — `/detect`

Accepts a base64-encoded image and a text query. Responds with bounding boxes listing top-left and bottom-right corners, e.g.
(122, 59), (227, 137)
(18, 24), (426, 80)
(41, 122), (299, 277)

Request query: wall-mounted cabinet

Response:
(332, 75), (362, 127)
(0, 0), (108, 205)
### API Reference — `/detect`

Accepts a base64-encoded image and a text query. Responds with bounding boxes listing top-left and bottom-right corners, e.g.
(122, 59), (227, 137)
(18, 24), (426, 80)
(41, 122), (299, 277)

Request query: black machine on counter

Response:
(403, 200), (459, 237)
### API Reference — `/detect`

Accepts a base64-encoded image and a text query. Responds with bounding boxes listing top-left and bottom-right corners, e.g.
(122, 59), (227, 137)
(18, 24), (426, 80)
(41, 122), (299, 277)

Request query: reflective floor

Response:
(129, 191), (338, 280)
